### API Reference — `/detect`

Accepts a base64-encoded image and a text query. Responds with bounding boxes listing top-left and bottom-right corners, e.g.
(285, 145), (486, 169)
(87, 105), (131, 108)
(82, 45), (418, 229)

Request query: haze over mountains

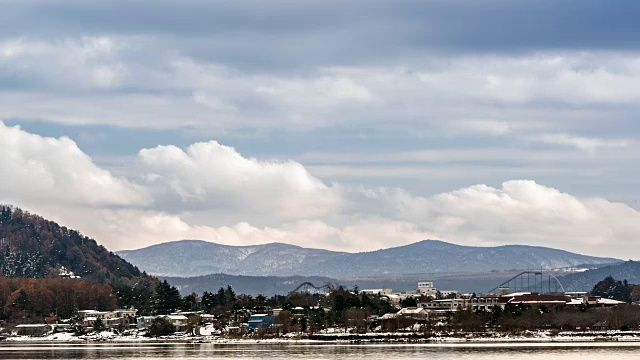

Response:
(117, 239), (619, 278)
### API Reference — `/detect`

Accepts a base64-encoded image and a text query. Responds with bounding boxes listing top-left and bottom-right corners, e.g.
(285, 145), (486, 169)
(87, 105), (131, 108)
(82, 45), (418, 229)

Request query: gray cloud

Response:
(1, 1), (639, 71)
(1, 1), (639, 256)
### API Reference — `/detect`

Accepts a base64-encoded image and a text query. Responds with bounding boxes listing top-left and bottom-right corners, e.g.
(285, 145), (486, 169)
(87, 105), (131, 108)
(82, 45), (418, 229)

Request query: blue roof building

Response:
(248, 314), (272, 329)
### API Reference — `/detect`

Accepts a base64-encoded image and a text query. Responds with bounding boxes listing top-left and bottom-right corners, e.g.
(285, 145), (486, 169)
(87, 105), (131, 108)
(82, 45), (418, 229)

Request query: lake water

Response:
(2, 342), (640, 359)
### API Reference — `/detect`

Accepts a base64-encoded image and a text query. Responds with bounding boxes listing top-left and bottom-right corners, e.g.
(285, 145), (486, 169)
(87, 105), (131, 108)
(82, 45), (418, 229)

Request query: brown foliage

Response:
(0, 277), (116, 323)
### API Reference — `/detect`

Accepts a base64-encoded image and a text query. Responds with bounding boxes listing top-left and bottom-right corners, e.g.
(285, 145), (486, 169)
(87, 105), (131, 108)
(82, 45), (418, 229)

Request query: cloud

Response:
(535, 133), (632, 152)
(2, 124), (638, 258)
(1, 2), (639, 260)
(0, 121), (148, 207)
(1, 37), (639, 150)
(137, 141), (342, 221)
(2, 1), (640, 63)
(31, 179), (640, 258)
(0, 36), (127, 89)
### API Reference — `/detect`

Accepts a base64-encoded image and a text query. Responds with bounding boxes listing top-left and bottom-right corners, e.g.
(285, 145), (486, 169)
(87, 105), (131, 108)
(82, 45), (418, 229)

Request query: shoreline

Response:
(3, 331), (640, 345)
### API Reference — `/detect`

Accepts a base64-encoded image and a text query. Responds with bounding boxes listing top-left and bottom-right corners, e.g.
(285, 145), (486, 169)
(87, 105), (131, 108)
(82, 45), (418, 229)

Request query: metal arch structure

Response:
(486, 271), (566, 295)
(288, 282), (334, 295)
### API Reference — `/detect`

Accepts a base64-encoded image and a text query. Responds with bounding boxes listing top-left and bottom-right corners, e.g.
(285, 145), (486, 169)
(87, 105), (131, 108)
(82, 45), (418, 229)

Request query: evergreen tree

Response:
(181, 293), (199, 311)
(148, 317), (175, 337)
(93, 317), (106, 332)
(592, 276), (632, 302)
(154, 280), (182, 314)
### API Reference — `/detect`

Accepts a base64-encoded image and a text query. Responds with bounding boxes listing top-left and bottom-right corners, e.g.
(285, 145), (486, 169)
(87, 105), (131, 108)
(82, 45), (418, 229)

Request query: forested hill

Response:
(0, 205), (146, 284)
(559, 261), (640, 291)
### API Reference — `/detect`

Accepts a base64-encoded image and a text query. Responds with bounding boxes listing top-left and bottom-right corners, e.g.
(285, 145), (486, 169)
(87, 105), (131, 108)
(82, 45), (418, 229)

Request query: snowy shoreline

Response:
(4, 330), (640, 345)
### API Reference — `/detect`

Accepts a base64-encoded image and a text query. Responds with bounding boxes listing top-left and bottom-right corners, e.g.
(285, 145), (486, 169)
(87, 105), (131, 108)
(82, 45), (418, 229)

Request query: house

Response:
(114, 308), (137, 318)
(77, 310), (116, 320)
(164, 315), (189, 331)
(105, 317), (129, 330)
(137, 316), (159, 330)
(592, 321), (610, 331)
(15, 324), (50, 336)
(397, 307), (428, 318)
(361, 289), (393, 296)
(468, 296), (501, 311)
(381, 294), (401, 305)
(248, 314), (272, 329)
(419, 298), (467, 311)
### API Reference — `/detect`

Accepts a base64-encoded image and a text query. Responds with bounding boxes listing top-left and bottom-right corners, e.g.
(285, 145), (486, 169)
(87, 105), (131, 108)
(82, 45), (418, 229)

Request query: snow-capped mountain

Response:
(117, 239), (620, 278)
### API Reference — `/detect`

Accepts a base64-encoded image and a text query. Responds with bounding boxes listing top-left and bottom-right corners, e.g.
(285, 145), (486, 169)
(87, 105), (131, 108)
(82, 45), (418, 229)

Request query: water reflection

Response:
(2, 343), (640, 359)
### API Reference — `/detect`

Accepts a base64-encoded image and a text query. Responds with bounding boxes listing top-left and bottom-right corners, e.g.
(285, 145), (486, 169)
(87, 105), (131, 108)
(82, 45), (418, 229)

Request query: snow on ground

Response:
(4, 330), (640, 343)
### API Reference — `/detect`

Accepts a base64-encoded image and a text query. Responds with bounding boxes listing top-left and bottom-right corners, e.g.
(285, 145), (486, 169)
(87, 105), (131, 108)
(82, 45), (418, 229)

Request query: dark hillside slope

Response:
(0, 205), (145, 284)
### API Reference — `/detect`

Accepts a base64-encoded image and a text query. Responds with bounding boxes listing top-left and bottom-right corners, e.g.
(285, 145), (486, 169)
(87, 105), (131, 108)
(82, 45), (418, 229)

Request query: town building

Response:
(247, 314), (272, 329)
(14, 324), (50, 336)
(137, 316), (158, 330)
(163, 315), (189, 331)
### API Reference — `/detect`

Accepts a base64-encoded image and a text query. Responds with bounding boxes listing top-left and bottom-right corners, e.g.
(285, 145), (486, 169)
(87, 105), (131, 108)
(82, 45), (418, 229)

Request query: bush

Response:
(148, 317), (175, 337)
(93, 318), (106, 332)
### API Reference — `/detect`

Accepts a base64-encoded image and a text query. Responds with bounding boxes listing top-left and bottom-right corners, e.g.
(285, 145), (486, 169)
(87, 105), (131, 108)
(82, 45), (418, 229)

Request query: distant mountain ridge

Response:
(117, 239), (620, 278)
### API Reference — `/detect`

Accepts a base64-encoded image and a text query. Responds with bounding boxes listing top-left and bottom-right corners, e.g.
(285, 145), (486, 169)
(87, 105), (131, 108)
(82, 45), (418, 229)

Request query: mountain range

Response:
(117, 239), (620, 278)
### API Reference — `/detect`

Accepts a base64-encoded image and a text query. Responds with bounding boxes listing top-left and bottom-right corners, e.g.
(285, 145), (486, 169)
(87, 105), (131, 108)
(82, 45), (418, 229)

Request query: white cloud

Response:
(0, 121), (148, 207)
(412, 180), (640, 253)
(137, 141), (342, 220)
(2, 122), (640, 258)
(35, 179), (640, 258)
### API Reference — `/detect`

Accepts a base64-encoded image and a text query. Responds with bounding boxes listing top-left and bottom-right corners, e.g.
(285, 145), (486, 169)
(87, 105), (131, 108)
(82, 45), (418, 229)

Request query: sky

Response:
(1, 0), (640, 258)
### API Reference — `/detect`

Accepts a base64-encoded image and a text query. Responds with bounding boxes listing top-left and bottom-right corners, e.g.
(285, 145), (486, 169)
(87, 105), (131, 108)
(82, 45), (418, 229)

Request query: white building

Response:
(361, 288), (394, 296)
(417, 281), (458, 298)
(417, 282), (437, 296)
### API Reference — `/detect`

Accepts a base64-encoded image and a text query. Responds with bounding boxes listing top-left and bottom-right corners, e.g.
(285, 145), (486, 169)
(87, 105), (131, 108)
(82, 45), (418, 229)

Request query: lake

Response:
(2, 342), (640, 359)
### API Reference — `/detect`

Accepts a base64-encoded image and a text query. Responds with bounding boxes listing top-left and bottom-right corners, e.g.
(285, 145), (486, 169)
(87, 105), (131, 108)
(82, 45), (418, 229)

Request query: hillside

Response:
(118, 239), (620, 278)
(0, 205), (146, 284)
(559, 261), (640, 291)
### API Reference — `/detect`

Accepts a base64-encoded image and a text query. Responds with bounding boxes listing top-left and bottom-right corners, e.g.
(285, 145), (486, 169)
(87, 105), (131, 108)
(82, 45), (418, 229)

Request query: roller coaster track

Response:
(289, 282), (335, 295)
(486, 271), (566, 295)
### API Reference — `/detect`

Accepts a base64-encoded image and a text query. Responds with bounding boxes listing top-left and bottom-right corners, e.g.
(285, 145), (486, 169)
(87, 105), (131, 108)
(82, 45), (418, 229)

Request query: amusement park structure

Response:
(486, 271), (566, 295)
